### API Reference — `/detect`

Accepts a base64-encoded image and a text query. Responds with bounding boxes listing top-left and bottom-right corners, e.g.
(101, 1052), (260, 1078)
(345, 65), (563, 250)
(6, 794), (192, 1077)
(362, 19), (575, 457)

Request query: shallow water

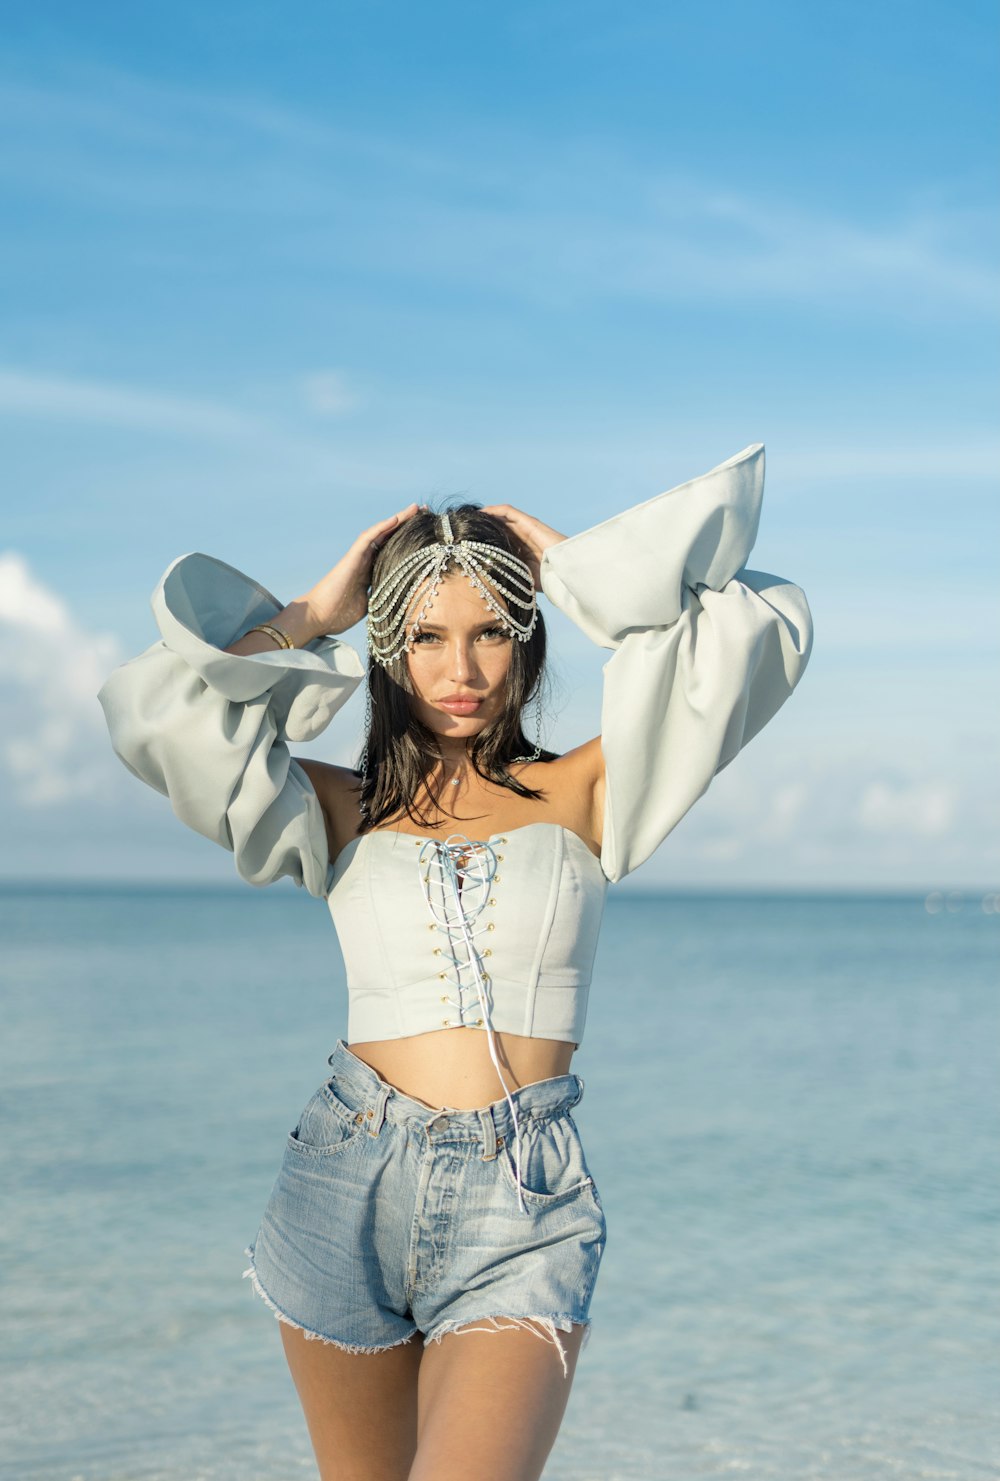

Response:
(2, 884), (997, 1479)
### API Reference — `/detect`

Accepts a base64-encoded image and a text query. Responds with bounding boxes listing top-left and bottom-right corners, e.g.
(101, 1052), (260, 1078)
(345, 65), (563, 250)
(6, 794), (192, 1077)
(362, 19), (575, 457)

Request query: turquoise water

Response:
(2, 885), (997, 1480)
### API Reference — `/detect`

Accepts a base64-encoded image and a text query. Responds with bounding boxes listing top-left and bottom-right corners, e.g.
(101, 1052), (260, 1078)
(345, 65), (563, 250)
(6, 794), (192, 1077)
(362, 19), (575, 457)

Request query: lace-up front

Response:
(416, 834), (528, 1214)
(326, 822), (608, 1057)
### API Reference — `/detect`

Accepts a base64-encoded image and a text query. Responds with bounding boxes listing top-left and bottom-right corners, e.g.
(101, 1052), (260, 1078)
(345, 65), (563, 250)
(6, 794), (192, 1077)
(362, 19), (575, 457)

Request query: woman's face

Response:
(403, 571), (514, 744)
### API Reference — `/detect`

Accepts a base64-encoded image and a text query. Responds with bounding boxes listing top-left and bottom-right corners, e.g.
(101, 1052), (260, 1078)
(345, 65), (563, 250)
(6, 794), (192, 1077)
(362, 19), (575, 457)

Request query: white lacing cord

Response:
(417, 835), (528, 1215)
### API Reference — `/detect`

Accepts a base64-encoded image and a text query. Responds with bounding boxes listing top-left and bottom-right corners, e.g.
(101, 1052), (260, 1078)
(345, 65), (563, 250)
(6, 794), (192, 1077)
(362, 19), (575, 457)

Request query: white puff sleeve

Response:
(539, 443), (814, 884)
(97, 552), (365, 897)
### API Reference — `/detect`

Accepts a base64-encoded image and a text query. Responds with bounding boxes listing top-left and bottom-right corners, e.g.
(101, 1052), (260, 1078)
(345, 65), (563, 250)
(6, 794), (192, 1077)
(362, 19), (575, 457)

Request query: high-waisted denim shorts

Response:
(242, 1040), (607, 1375)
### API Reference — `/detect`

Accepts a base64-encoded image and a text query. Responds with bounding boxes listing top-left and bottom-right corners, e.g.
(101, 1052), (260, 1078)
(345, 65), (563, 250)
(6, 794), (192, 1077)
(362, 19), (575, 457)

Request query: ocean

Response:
(2, 884), (997, 1480)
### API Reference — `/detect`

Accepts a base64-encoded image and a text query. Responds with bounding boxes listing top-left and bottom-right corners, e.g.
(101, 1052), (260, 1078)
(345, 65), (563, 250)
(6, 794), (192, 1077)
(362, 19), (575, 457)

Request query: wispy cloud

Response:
(857, 778), (957, 838)
(0, 368), (254, 438)
(300, 370), (364, 417)
(674, 747), (999, 889)
(0, 365), (364, 447)
(0, 552), (123, 806)
(0, 65), (995, 321)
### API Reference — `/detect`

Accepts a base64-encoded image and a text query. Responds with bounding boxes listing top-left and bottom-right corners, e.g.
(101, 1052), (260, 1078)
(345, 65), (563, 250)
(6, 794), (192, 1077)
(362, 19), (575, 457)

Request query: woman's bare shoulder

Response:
(293, 759), (362, 858)
(515, 739), (605, 854)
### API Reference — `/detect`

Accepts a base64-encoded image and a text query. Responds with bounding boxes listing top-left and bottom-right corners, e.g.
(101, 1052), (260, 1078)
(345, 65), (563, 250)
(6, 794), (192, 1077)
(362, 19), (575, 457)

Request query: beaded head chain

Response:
(366, 511), (538, 668)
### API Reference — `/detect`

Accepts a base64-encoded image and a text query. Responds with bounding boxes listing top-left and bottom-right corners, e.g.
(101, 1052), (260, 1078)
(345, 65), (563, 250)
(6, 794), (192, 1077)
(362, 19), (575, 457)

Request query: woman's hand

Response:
(480, 505), (567, 588)
(302, 503), (424, 636)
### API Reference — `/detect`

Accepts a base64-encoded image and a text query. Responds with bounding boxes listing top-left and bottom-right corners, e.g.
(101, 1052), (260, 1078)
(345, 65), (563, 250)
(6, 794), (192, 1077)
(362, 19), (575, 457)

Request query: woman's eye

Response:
(410, 628), (508, 645)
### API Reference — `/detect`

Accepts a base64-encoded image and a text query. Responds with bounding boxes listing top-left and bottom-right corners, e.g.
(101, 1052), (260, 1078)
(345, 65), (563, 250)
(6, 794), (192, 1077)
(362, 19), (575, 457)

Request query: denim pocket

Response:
(496, 1112), (596, 1207)
(287, 1078), (365, 1157)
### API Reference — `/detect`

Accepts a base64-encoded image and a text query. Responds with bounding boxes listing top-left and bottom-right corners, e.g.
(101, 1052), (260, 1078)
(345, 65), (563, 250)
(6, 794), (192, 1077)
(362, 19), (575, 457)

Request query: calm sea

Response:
(1, 885), (997, 1480)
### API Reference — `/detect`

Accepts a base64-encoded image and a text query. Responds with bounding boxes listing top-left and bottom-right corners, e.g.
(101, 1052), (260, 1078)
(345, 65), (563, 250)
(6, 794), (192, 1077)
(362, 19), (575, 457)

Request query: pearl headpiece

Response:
(366, 513), (539, 668)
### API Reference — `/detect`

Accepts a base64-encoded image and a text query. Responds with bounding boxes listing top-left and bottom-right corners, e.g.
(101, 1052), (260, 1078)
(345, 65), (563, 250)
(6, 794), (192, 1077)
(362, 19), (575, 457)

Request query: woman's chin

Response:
(422, 709), (490, 739)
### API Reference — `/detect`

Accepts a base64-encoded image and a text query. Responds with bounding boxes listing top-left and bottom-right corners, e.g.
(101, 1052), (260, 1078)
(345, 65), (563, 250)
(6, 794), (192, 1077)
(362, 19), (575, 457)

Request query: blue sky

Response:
(1, 0), (997, 892)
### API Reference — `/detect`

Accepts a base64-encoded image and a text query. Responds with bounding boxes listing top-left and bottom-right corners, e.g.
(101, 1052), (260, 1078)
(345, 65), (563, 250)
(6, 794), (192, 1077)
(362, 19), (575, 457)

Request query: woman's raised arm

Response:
(96, 504), (422, 895)
(492, 444), (813, 883)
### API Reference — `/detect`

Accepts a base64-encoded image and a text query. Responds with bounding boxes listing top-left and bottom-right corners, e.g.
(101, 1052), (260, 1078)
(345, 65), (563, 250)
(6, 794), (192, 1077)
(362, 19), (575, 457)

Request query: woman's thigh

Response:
(411, 1320), (589, 1481)
(279, 1322), (425, 1481)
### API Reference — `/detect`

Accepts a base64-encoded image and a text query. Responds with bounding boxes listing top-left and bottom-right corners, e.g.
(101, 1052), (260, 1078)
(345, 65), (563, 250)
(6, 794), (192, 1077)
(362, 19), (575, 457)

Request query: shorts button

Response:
(366, 1109), (374, 1118)
(354, 1112), (364, 1124)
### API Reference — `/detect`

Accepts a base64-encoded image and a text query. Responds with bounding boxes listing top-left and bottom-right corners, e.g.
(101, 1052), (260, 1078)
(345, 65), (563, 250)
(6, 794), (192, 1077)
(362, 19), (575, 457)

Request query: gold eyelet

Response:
(433, 948), (442, 956)
(441, 994), (449, 1003)
(428, 924), (436, 931)
(487, 922), (495, 931)
(496, 853), (504, 861)
(488, 898), (497, 906)
(483, 949), (492, 957)
(442, 1018), (450, 1026)
(366, 1109), (374, 1118)
(438, 972), (446, 979)
(476, 1018), (484, 1026)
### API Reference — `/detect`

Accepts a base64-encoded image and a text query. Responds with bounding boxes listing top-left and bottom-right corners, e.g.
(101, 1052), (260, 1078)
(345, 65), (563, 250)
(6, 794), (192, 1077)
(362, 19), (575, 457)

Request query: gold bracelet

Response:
(245, 622), (295, 650)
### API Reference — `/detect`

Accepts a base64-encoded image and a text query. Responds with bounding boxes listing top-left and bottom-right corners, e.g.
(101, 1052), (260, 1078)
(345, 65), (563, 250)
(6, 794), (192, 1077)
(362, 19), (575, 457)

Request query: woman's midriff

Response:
(346, 1027), (577, 1112)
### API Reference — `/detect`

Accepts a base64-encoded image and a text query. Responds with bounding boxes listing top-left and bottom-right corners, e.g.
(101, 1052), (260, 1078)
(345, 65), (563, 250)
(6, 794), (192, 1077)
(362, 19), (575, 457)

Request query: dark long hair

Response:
(355, 502), (557, 832)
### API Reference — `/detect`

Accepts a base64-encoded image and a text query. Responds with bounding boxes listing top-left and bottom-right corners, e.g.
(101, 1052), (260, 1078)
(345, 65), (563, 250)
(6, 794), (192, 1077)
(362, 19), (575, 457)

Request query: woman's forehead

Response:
(404, 567), (505, 626)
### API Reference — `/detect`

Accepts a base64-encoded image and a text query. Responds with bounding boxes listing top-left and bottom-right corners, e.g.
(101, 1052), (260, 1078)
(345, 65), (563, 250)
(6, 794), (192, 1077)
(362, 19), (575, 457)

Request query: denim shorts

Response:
(242, 1039), (607, 1375)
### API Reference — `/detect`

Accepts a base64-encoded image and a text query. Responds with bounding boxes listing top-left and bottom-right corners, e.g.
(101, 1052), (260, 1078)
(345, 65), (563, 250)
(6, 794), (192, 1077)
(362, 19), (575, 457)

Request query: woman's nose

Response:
(447, 641), (478, 681)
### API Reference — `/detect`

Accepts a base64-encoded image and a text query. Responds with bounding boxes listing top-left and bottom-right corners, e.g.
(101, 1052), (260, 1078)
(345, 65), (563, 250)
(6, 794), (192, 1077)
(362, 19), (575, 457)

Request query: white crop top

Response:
(328, 822), (608, 1047)
(98, 441), (814, 1055)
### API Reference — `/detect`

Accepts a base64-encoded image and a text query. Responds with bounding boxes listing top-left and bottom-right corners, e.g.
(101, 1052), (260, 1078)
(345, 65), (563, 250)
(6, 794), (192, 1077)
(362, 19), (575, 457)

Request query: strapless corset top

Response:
(326, 822), (609, 1047)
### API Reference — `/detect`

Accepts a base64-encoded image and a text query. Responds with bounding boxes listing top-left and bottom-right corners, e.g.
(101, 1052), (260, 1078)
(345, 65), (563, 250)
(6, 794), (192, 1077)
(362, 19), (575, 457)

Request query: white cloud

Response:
(301, 370), (364, 417)
(763, 781), (811, 839)
(0, 551), (123, 806)
(643, 743), (998, 890)
(0, 368), (255, 438)
(773, 441), (1000, 482)
(857, 779), (957, 838)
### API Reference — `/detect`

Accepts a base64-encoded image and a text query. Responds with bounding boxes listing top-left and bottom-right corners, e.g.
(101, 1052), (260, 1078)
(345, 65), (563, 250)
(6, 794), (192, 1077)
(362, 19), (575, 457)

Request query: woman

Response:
(97, 442), (813, 1481)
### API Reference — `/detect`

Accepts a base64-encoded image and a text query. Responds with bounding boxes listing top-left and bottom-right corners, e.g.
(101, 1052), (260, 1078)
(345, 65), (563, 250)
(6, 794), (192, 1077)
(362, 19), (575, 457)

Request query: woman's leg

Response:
(410, 1319), (589, 1481)
(279, 1322), (425, 1481)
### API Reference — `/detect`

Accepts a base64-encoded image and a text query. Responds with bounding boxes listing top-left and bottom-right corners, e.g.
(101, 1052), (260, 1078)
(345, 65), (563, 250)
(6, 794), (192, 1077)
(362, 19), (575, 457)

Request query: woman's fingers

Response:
(301, 504), (426, 635)
(357, 502), (421, 556)
(481, 504), (566, 561)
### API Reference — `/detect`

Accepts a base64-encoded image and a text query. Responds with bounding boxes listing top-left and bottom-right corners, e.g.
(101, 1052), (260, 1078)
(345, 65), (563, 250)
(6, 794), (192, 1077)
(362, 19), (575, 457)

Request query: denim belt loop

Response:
(367, 1081), (392, 1137)
(478, 1104), (500, 1161)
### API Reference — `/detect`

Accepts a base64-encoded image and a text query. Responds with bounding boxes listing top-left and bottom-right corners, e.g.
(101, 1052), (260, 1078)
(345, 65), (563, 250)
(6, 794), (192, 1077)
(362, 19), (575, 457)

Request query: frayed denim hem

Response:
(241, 1245), (419, 1357)
(422, 1312), (592, 1380)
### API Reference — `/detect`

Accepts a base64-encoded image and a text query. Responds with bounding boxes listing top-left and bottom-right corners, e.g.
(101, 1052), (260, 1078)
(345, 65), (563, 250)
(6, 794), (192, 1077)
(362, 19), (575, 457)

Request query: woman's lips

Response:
(439, 698), (482, 713)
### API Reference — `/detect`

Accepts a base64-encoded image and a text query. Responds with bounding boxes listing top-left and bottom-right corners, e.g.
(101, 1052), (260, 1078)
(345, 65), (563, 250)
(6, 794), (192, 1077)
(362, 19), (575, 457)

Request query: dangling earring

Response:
(512, 691), (543, 764)
(357, 678), (374, 812)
